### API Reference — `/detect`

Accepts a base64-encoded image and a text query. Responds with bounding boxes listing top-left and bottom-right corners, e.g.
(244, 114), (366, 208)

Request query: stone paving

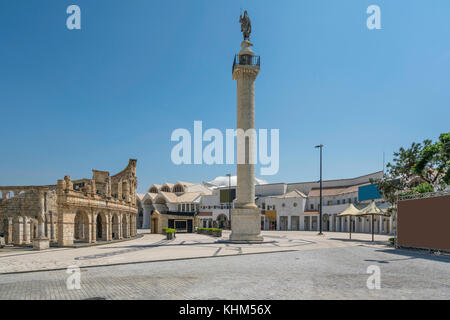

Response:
(0, 244), (448, 300)
(0, 230), (391, 274)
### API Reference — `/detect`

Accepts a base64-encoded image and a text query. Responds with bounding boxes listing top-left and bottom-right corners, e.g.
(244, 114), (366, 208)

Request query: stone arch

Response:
(74, 211), (90, 242)
(122, 214), (129, 238)
(112, 213), (120, 240)
(96, 212), (108, 241)
(217, 214), (228, 229)
(151, 210), (161, 234)
(154, 195), (169, 213)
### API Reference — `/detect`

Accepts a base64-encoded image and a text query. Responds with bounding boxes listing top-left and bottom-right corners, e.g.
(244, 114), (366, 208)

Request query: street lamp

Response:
(315, 144), (324, 235)
(226, 173), (232, 230)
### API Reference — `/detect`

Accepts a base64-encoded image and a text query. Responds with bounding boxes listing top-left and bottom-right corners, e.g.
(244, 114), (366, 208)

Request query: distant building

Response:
(137, 171), (395, 235)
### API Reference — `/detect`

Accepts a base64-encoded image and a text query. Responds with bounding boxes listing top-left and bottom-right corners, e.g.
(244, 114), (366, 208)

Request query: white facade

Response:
(137, 171), (395, 235)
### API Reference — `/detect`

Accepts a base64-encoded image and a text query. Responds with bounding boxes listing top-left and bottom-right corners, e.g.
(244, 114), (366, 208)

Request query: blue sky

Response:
(0, 0), (449, 193)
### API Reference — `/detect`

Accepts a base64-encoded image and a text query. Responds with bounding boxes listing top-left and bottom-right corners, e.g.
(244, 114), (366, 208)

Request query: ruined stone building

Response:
(0, 159), (138, 247)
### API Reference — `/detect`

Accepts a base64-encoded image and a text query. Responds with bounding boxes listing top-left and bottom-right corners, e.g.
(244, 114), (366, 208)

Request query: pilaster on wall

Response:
(57, 208), (74, 246)
(23, 217), (31, 244)
(13, 216), (24, 246)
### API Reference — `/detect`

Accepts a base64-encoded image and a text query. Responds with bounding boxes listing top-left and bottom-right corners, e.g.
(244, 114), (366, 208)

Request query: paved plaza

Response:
(0, 231), (449, 299)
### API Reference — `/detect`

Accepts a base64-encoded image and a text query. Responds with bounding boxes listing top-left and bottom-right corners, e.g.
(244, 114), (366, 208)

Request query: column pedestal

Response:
(229, 208), (263, 242)
(33, 237), (50, 250)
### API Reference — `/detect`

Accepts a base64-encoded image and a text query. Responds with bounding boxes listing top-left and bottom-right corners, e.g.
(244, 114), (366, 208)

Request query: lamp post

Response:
(226, 173), (232, 230)
(315, 144), (324, 235)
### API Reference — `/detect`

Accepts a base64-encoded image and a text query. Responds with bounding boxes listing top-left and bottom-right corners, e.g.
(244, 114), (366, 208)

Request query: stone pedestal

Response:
(230, 208), (263, 242)
(33, 237), (50, 250)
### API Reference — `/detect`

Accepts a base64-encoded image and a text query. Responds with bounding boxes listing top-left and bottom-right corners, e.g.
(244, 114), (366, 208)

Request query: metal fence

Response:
(232, 54), (260, 73)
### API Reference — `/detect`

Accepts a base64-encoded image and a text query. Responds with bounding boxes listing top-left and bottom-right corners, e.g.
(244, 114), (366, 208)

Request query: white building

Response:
(137, 171), (395, 235)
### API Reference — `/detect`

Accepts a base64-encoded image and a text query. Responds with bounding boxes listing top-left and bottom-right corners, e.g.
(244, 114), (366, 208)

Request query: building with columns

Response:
(136, 181), (212, 233)
(136, 171), (395, 236)
(0, 159), (138, 248)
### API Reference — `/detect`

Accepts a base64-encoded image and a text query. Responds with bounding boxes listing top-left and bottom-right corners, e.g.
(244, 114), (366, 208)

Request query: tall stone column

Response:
(33, 192), (50, 250)
(229, 39), (263, 242)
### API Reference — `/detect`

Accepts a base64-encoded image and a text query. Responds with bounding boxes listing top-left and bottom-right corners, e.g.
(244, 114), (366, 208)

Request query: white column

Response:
(379, 217), (383, 234)
(309, 216), (313, 231)
(142, 206), (150, 229)
(330, 215), (334, 232)
(389, 216), (393, 235)
(288, 216), (292, 231)
(362, 217), (365, 233)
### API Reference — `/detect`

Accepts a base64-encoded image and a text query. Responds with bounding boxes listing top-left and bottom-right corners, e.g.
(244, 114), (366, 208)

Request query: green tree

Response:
(371, 132), (449, 215)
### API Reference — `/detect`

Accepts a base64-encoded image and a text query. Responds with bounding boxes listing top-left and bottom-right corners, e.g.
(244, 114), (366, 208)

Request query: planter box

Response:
(166, 233), (175, 240)
(197, 229), (222, 237)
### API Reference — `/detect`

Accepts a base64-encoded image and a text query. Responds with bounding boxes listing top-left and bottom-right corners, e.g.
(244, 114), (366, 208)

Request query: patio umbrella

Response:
(337, 204), (361, 239)
(359, 200), (387, 242)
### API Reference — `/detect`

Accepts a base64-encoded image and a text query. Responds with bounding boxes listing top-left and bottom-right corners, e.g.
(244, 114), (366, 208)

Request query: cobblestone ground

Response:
(0, 245), (448, 300)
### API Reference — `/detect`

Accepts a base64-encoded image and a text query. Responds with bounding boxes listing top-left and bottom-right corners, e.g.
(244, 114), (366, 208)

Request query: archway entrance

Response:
(96, 214), (103, 240)
(217, 214), (228, 229)
(74, 211), (90, 242)
(151, 210), (160, 234)
(112, 214), (120, 239)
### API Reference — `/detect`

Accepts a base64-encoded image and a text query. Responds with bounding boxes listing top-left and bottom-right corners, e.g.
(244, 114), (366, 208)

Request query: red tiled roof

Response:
(197, 212), (212, 216)
(304, 211), (319, 215)
(308, 183), (370, 197)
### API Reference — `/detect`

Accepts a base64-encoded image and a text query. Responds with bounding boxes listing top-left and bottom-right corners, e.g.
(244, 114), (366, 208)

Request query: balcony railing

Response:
(232, 54), (260, 73)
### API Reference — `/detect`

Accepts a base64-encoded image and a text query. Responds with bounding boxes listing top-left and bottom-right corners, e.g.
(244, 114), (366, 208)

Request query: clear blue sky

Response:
(1, 0), (449, 193)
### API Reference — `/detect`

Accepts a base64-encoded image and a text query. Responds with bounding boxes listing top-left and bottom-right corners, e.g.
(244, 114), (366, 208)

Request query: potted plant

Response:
(212, 228), (222, 237)
(163, 228), (176, 240)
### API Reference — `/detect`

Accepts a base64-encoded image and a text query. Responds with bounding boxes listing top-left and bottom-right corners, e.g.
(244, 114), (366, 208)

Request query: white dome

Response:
(208, 175), (268, 187)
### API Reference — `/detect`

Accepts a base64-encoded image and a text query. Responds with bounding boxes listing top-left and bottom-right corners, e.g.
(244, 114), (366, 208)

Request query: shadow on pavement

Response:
(367, 247), (450, 264)
(328, 237), (388, 245)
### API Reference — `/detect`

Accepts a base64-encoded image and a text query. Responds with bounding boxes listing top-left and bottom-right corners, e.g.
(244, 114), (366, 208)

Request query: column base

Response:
(33, 237), (50, 250)
(229, 208), (263, 242)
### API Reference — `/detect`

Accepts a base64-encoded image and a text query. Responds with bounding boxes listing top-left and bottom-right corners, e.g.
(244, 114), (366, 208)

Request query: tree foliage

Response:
(371, 133), (449, 208)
